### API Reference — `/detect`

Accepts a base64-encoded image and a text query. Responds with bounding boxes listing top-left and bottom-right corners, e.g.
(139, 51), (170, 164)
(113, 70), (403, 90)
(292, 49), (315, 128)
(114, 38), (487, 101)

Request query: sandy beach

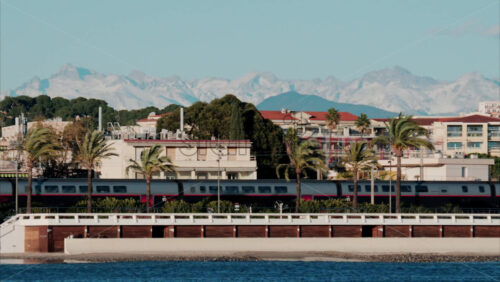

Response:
(1, 251), (499, 264)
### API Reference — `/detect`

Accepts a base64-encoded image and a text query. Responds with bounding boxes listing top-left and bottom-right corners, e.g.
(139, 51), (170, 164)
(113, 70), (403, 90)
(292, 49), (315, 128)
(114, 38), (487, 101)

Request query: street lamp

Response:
(388, 159), (392, 214)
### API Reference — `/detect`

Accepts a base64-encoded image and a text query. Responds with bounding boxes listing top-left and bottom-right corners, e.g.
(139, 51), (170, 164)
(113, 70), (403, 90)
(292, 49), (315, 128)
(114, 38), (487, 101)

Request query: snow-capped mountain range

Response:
(1, 64), (499, 115)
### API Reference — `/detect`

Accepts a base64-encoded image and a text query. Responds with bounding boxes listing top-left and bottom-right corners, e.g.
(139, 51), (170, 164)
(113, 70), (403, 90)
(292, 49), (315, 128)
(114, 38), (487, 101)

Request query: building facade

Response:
(99, 139), (257, 180)
(478, 101), (500, 118)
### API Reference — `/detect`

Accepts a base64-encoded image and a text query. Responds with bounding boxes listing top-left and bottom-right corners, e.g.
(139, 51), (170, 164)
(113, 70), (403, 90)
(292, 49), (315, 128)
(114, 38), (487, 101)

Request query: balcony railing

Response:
(447, 132), (462, 137)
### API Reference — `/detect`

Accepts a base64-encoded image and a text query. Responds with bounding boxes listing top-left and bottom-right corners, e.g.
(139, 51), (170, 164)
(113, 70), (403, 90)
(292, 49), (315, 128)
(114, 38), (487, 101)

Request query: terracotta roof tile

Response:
(259, 110), (358, 122)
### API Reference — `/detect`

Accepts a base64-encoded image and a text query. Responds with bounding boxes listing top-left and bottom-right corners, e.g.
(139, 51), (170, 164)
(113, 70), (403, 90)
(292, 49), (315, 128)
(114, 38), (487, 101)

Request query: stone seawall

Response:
(64, 238), (500, 255)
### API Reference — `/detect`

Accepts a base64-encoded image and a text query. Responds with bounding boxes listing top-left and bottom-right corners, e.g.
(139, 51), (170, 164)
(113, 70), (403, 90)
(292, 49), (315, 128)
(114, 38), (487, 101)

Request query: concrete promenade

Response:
(65, 237), (500, 255)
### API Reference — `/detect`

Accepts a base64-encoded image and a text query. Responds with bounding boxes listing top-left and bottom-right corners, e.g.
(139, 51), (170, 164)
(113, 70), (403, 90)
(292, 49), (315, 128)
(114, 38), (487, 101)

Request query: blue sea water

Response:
(0, 261), (499, 281)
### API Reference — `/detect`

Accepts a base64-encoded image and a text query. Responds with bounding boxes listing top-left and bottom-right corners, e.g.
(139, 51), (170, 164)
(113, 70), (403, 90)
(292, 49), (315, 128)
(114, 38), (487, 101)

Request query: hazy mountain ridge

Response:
(1, 64), (498, 115)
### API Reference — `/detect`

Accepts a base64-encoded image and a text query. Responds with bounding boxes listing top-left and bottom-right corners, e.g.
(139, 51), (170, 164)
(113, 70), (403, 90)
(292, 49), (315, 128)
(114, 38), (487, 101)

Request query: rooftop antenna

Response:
(180, 107), (184, 132)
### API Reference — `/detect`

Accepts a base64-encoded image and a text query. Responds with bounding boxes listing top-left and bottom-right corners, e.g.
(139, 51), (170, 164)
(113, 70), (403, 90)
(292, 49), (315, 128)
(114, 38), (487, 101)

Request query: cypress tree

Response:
(229, 103), (245, 140)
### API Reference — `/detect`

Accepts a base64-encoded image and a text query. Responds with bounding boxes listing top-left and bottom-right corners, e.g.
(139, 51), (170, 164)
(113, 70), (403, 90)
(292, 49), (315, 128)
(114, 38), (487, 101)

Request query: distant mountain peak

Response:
(1, 65), (498, 115)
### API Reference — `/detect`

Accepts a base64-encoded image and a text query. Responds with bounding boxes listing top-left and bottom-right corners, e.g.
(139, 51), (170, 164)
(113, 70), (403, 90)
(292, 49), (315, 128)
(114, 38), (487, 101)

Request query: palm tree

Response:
(277, 128), (326, 213)
(126, 145), (176, 213)
(18, 127), (60, 213)
(355, 113), (371, 138)
(342, 141), (377, 211)
(372, 113), (433, 213)
(77, 130), (117, 213)
(325, 108), (340, 167)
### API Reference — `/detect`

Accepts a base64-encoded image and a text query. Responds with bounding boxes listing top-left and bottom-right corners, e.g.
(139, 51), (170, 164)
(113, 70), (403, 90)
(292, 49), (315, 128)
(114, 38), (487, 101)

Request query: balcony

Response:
(447, 132), (462, 138)
(467, 131), (483, 137)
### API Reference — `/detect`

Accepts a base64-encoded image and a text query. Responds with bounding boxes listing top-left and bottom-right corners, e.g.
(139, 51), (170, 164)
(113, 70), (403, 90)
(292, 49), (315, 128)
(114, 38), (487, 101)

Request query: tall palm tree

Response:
(77, 130), (117, 213)
(19, 127), (60, 213)
(342, 141), (377, 211)
(126, 145), (176, 212)
(372, 113), (433, 213)
(277, 128), (326, 213)
(325, 108), (340, 167)
(355, 113), (371, 138)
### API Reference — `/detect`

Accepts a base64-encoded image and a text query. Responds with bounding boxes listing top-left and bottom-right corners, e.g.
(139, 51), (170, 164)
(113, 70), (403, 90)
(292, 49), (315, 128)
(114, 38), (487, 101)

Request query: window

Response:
(45, 185), (58, 193)
(227, 172), (238, 180)
(62, 185), (76, 193)
(382, 185), (394, 192)
(467, 142), (482, 148)
(488, 126), (500, 137)
(190, 186), (196, 193)
(467, 125), (483, 137)
(228, 147), (237, 161)
(462, 186), (468, 193)
(401, 185), (412, 193)
(96, 186), (110, 193)
(275, 186), (288, 193)
(199, 186), (206, 193)
(258, 186), (271, 193)
(197, 148), (207, 161)
(479, 186), (485, 193)
(364, 185), (378, 192)
(348, 185), (360, 192)
(447, 142), (462, 150)
(166, 147), (176, 160)
(79, 186), (90, 193)
(225, 186), (238, 193)
(113, 186), (127, 193)
(441, 189), (447, 193)
(461, 167), (467, 178)
(242, 186), (255, 193)
(196, 172), (208, 180)
(488, 142), (500, 149)
(209, 186), (218, 193)
(416, 185), (428, 193)
(447, 125), (462, 137)
(34, 185), (41, 194)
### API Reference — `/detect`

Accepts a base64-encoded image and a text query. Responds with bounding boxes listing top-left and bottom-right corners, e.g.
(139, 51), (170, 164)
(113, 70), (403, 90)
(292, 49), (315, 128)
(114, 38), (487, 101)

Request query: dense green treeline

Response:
(0, 95), (180, 130)
(156, 94), (287, 178)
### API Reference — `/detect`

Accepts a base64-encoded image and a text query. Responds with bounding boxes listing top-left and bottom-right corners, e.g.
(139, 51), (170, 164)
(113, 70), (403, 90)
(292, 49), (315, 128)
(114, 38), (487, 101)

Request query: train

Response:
(0, 178), (499, 209)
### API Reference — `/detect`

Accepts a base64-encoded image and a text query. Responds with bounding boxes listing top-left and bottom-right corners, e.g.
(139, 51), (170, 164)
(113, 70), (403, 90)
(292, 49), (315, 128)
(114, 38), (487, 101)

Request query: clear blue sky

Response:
(1, 0), (499, 90)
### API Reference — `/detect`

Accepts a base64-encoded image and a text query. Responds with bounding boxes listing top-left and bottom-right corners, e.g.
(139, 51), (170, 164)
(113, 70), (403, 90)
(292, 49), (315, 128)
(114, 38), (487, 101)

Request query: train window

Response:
(113, 186), (127, 193)
(347, 185), (360, 192)
(79, 186), (90, 193)
(62, 185), (76, 193)
(382, 185), (395, 192)
(242, 186), (255, 193)
(479, 186), (485, 193)
(34, 185), (42, 194)
(190, 186), (196, 193)
(258, 186), (271, 193)
(209, 186), (218, 193)
(275, 186), (288, 193)
(462, 186), (468, 193)
(96, 186), (110, 193)
(401, 185), (411, 193)
(199, 186), (206, 193)
(416, 185), (428, 193)
(44, 185), (59, 193)
(364, 185), (378, 192)
(441, 189), (447, 193)
(225, 186), (238, 193)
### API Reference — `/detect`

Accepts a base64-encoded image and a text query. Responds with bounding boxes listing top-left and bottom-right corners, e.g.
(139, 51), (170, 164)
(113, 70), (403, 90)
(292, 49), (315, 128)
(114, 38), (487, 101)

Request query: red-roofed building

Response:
(137, 112), (170, 128)
(372, 114), (500, 157)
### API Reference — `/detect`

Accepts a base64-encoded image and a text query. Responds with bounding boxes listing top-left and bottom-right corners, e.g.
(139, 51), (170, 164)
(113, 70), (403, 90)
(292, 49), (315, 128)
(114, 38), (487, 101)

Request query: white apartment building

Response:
(99, 138), (257, 180)
(378, 156), (494, 181)
(478, 101), (500, 118)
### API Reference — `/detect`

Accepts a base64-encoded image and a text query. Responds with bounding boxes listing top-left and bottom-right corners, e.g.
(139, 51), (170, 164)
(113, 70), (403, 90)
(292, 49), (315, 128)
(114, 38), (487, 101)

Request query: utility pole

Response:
(216, 141), (222, 214)
(370, 166), (375, 205)
(389, 160), (392, 214)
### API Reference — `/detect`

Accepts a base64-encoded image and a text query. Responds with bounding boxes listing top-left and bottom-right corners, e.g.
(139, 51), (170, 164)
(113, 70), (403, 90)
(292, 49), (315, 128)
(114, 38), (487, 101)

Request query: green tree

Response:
(355, 113), (371, 137)
(341, 141), (377, 210)
(276, 128), (326, 213)
(126, 145), (176, 212)
(229, 103), (244, 140)
(18, 127), (60, 213)
(77, 130), (117, 213)
(325, 107), (340, 166)
(372, 113), (433, 213)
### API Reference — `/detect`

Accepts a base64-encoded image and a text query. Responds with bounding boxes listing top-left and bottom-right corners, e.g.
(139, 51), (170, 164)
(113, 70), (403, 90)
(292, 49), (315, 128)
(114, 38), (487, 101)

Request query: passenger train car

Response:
(0, 178), (499, 208)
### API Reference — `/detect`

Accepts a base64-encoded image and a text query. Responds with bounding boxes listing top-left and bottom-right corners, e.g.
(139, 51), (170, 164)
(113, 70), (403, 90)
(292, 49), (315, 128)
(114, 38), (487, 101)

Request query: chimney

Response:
(180, 107), (184, 132)
(98, 106), (102, 131)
